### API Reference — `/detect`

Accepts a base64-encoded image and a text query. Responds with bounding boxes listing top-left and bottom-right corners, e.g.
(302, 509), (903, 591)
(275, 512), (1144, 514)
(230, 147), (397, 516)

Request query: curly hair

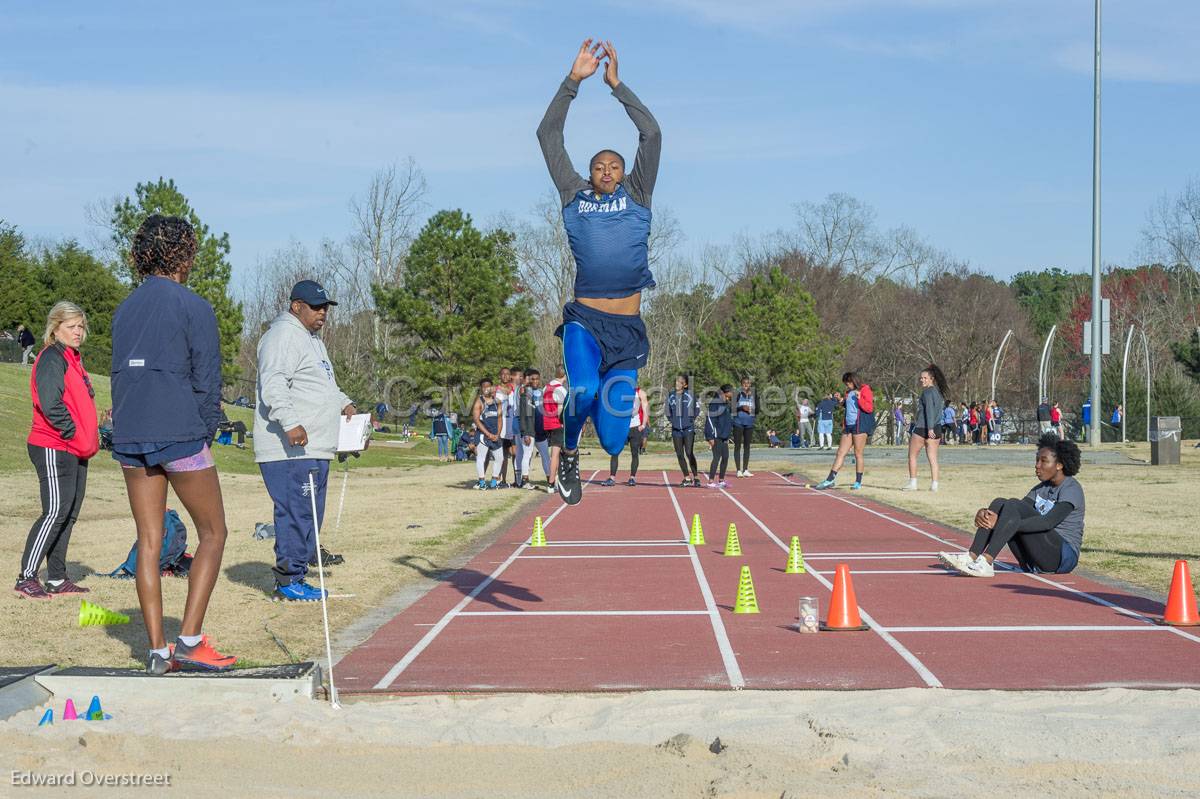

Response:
(131, 214), (197, 279)
(924, 363), (949, 396)
(1037, 432), (1081, 476)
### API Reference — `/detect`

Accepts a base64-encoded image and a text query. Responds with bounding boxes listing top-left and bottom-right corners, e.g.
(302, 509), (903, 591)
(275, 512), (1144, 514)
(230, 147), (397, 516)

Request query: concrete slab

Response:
(0, 666), (55, 720)
(35, 662), (320, 704)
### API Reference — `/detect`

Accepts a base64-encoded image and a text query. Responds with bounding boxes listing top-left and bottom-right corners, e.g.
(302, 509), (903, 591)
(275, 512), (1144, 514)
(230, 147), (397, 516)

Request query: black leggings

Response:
(673, 431), (698, 476)
(21, 444), (88, 582)
(732, 426), (752, 471)
(708, 438), (729, 480)
(971, 498), (1063, 572)
(609, 428), (641, 477)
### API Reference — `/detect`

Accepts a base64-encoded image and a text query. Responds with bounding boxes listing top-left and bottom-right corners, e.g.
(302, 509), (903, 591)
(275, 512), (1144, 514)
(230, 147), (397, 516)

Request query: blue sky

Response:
(3, 0), (1198, 290)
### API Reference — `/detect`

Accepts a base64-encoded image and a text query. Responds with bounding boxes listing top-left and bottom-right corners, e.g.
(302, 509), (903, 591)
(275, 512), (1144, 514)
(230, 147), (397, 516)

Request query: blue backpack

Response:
(108, 509), (192, 578)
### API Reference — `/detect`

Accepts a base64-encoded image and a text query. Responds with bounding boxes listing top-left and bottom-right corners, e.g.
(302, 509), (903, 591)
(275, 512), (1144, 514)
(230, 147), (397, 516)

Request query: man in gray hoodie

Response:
(254, 281), (355, 602)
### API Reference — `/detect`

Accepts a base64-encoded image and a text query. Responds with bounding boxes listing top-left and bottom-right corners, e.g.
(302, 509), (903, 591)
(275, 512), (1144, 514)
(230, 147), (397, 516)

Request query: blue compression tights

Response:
(562, 322), (639, 456)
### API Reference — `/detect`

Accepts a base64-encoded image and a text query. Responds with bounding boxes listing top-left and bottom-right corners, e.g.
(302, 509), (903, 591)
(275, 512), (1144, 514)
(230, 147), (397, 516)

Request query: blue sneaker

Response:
(814, 479), (835, 490)
(602, 477), (615, 487)
(274, 581), (325, 602)
(475, 479), (485, 490)
(488, 479), (498, 490)
(850, 481), (863, 491)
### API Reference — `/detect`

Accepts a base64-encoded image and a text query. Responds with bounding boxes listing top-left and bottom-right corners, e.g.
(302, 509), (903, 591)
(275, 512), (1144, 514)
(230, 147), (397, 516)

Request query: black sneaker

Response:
(556, 450), (582, 505)
(308, 546), (344, 568)
(627, 477), (636, 486)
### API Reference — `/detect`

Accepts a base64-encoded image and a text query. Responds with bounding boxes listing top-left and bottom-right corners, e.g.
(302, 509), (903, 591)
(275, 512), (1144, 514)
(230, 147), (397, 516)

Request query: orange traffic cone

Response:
(1155, 560), (1200, 627)
(820, 564), (870, 631)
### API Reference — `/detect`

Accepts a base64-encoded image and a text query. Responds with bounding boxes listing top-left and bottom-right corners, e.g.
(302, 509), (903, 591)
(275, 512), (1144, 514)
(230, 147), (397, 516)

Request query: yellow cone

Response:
(530, 516), (547, 547)
(689, 514), (705, 546)
(723, 523), (742, 557)
(785, 536), (807, 574)
(78, 599), (130, 628)
(733, 566), (760, 614)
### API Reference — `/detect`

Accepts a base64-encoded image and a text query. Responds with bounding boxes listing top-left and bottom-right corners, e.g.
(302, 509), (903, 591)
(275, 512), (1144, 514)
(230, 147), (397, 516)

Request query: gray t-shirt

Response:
(1024, 476), (1085, 555)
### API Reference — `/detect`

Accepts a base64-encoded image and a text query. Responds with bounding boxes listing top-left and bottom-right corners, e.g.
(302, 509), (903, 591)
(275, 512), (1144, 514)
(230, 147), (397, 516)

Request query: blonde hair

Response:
(43, 301), (88, 347)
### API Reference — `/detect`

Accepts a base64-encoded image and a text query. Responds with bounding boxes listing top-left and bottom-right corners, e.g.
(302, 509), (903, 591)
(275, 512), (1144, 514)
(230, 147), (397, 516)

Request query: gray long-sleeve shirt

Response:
(536, 77), (661, 210)
(914, 386), (945, 431)
(253, 311), (353, 463)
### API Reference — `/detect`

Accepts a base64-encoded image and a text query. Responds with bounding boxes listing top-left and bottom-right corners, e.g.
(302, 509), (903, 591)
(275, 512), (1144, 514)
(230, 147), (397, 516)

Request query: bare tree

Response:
(347, 159), (429, 352)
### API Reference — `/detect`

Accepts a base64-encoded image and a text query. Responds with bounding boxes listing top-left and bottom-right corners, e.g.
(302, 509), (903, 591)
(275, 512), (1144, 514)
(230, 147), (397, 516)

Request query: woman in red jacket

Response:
(16, 302), (99, 599)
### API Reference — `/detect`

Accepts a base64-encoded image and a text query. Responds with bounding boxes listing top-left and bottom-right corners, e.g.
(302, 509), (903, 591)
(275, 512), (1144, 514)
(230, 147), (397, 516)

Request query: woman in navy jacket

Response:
(111, 215), (235, 675)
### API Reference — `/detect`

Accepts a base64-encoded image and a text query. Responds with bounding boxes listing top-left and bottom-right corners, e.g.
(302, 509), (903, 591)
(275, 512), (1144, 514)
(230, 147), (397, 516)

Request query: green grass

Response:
(0, 363), (442, 475)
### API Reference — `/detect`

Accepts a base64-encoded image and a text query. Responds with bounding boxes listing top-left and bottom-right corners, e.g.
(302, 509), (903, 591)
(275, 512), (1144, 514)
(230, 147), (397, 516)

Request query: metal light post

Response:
(1088, 0), (1104, 447)
(991, 329), (1013, 404)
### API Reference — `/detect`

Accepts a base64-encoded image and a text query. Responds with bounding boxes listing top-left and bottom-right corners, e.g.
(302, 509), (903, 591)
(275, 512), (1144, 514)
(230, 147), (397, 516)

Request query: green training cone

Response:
(530, 516), (546, 547)
(689, 514), (705, 546)
(723, 523), (742, 557)
(78, 599), (130, 628)
(785, 536), (807, 574)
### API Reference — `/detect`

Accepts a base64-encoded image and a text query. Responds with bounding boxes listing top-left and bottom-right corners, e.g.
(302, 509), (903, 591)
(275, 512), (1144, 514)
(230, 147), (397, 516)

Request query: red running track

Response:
(336, 470), (1200, 693)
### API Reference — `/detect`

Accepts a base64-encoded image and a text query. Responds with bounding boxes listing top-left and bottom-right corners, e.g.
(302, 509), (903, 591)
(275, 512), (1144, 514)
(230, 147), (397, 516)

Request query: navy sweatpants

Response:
(259, 458), (329, 586)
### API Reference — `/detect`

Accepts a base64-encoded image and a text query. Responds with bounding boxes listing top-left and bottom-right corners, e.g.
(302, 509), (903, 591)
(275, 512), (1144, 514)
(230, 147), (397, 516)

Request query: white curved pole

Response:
(1142, 327), (1151, 442)
(991, 329), (1013, 403)
(1038, 325), (1058, 407)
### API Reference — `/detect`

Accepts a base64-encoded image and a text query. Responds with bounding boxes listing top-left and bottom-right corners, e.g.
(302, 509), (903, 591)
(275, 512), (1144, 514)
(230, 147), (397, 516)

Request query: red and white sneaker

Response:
(173, 635), (237, 671)
(14, 579), (52, 599)
(45, 579), (90, 595)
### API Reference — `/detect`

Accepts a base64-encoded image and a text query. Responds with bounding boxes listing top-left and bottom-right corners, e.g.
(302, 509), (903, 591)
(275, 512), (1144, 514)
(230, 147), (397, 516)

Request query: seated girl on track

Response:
(940, 433), (1085, 578)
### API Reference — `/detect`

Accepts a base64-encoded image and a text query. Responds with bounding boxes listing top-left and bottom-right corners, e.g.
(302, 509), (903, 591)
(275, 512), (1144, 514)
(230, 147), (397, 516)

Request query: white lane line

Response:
(540, 537), (691, 544)
(775, 472), (1200, 647)
(773, 472), (959, 548)
(717, 486), (943, 688)
(519, 554), (691, 559)
(803, 555), (943, 561)
(664, 471), (745, 689)
(882, 625), (1168, 633)
(809, 570), (951, 575)
(373, 471), (593, 689)
(804, 551), (942, 557)
(458, 610), (710, 617)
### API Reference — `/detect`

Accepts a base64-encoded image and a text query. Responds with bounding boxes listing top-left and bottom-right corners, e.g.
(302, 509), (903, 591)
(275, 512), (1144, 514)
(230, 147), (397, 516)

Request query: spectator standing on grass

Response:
(16, 302), (98, 600)
(941, 401), (956, 443)
(903, 364), (947, 492)
(797, 398), (814, 448)
(815, 393), (837, 450)
(254, 280), (356, 603)
(892, 401), (906, 446)
(1081, 398), (1092, 442)
(432, 407), (452, 462)
(517, 370), (539, 488)
(472, 379), (504, 489)
(1051, 401), (1064, 439)
(990, 400), (1004, 444)
(527, 369), (553, 489)
(1037, 398), (1053, 434)
(605, 384), (647, 486)
(18, 324), (37, 366)
(1111, 404), (1123, 428)
(111, 215), (235, 674)
(541, 367), (567, 494)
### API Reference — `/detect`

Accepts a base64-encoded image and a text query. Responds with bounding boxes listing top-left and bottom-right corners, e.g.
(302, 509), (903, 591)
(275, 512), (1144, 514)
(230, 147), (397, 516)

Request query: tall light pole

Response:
(1088, 0), (1104, 447)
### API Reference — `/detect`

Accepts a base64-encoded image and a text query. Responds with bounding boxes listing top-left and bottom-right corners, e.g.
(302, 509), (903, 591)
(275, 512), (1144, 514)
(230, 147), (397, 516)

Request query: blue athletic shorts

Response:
(555, 301), (649, 373)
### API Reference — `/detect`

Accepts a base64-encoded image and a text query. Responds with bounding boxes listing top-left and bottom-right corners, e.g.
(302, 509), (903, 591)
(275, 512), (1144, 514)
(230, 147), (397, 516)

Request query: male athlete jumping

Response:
(537, 38), (661, 505)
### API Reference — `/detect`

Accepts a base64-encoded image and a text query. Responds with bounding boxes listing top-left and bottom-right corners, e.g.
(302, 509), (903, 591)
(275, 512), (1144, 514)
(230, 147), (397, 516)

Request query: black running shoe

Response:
(556, 450), (582, 505)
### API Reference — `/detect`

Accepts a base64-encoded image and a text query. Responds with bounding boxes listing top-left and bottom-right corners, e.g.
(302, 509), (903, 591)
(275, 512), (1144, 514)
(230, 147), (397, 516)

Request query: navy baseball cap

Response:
(290, 280), (337, 307)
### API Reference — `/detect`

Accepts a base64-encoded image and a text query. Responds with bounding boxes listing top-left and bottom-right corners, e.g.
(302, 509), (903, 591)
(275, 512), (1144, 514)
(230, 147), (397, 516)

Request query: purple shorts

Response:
(119, 443), (215, 473)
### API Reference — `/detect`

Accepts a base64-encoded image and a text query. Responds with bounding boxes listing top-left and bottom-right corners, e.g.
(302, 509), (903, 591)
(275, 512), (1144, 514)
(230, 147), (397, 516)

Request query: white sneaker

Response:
(959, 556), (995, 578)
(736, 470), (744, 478)
(938, 551), (971, 570)
(930, 481), (939, 492)
(743, 470), (754, 477)
(901, 480), (918, 491)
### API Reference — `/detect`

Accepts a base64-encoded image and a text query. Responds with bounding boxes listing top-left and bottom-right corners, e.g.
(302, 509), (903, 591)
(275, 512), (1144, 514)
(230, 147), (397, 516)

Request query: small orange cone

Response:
(1155, 560), (1200, 627)
(820, 564), (869, 631)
